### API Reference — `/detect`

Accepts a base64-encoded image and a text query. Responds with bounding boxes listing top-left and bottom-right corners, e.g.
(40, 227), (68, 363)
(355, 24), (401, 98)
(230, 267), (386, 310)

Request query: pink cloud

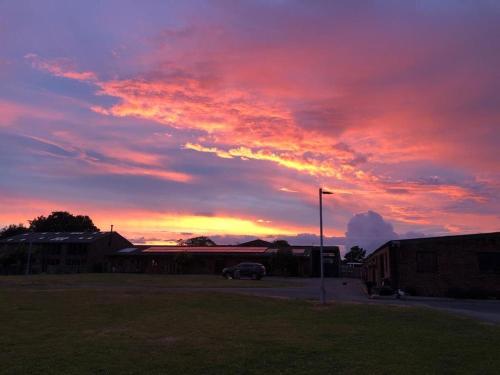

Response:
(14, 2), (500, 238)
(25, 53), (97, 82)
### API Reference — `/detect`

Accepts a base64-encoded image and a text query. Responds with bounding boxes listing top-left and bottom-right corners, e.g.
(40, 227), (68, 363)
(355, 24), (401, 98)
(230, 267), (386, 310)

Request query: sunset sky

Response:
(1, 1), (499, 250)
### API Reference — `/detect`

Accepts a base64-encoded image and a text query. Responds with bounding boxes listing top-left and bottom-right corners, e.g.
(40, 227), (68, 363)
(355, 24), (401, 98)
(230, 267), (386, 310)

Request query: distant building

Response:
(340, 262), (363, 278)
(362, 232), (500, 298)
(109, 245), (341, 277)
(0, 231), (132, 274)
(0, 232), (341, 277)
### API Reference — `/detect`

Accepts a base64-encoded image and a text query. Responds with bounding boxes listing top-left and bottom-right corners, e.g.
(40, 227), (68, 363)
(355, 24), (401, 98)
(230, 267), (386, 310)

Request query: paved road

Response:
(222, 277), (500, 324)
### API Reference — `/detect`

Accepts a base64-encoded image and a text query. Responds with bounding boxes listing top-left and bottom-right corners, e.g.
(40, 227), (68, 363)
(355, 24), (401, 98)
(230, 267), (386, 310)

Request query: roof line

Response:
(365, 231), (500, 261)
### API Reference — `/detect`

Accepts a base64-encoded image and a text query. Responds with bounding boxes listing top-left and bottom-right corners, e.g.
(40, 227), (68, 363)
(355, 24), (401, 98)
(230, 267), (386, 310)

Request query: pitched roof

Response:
(238, 239), (273, 247)
(0, 231), (112, 244)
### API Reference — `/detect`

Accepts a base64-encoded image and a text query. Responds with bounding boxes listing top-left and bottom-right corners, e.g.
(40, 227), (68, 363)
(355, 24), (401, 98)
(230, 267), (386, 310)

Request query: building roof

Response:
(116, 247), (140, 254)
(0, 231), (113, 244)
(113, 246), (316, 256)
(237, 239), (273, 247)
(142, 246), (269, 254)
(366, 231), (500, 260)
(112, 245), (339, 257)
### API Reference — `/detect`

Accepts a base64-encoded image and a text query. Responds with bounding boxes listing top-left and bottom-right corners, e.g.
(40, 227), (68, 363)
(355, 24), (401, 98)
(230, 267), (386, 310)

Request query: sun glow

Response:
(115, 214), (298, 237)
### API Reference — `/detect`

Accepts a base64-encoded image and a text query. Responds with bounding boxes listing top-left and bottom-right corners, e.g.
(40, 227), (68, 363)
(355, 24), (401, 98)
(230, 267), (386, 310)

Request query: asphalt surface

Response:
(221, 277), (500, 324)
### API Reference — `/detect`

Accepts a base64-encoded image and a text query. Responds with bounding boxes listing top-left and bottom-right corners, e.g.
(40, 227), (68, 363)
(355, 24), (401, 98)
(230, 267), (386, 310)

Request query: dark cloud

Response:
(345, 211), (398, 253)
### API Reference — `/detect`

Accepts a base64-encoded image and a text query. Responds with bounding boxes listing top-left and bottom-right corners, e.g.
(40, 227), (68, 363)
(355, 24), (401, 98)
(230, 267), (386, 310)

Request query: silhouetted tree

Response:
(180, 236), (216, 246)
(0, 224), (29, 239)
(344, 246), (366, 263)
(29, 211), (99, 232)
(272, 239), (291, 249)
(271, 239), (296, 276)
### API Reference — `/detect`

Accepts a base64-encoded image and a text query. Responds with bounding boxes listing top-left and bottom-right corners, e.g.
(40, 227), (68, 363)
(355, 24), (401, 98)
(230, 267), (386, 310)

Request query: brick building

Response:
(362, 232), (500, 297)
(0, 232), (341, 277)
(0, 231), (132, 274)
(109, 245), (341, 277)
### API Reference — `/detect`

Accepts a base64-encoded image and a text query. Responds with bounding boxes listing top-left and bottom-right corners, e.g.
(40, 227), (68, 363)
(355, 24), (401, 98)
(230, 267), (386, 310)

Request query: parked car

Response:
(222, 262), (266, 280)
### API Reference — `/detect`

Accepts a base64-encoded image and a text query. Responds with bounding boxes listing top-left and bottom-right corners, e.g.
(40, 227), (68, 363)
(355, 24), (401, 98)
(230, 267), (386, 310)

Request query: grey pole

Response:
(319, 188), (326, 304)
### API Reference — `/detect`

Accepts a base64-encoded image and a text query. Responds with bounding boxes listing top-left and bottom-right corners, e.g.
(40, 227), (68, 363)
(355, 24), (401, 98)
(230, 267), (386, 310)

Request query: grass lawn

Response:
(0, 273), (302, 289)
(1, 277), (499, 374)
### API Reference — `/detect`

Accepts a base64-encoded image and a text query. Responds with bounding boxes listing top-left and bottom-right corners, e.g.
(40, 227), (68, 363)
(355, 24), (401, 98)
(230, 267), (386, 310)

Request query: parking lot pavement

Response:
(399, 298), (500, 324)
(226, 277), (500, 324)
(219, 277), (367, 301)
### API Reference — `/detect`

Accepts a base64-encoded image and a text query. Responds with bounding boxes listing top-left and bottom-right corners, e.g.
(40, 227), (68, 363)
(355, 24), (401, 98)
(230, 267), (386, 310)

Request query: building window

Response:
(67, 244), (87, 256)
(66, 259), (86, 266)
(416, 251), (437, 273)
(477, 252), (500, 274)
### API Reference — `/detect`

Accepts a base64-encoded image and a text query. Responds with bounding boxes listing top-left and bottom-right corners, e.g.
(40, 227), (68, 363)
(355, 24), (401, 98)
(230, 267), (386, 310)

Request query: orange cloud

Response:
(24, 51), (500, 237)
(184, 142), (340, 177)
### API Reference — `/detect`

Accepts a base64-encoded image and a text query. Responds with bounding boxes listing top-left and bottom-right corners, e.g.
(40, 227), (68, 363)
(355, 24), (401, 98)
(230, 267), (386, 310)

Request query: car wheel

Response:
(224, 273), (233, 280)
(234, 270), (240, 279)
(251, 273), (258, 280)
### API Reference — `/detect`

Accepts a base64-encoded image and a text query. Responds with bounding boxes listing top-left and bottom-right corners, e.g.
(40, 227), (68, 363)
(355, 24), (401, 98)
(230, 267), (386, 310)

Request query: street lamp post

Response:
(319, 187), (333, 304)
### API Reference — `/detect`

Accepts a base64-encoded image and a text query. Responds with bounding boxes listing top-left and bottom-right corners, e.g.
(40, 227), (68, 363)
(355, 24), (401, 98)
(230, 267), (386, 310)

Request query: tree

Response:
(344, 246), (366, 263)
(272, 239), (291, 249)
(270, 239), (296, 276)
(179, 236), (216, 246)
(29, 211), (99, 232)
(0, 224), (29, 239)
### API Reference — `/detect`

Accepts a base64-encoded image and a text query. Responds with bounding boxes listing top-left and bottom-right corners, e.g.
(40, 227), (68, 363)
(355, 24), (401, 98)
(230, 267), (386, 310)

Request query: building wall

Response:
(309, 247), (340, 277)
(110, 253), (276, 275)
(87, 233), (133, 272)
(396, 235), (500, 297)
(363, 233), (500, 298)
(363, 245), (392, 287)
(109, 253), (319, 277)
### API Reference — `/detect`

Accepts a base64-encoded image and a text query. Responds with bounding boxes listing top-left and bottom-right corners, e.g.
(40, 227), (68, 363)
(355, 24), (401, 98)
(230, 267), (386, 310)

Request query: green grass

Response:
(0, 273), (302, 289)
(0, 277), (499, 374)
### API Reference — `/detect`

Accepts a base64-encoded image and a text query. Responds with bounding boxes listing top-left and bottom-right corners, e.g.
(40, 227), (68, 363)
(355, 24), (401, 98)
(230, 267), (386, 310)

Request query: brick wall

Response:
(395, 234), (500, 297)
